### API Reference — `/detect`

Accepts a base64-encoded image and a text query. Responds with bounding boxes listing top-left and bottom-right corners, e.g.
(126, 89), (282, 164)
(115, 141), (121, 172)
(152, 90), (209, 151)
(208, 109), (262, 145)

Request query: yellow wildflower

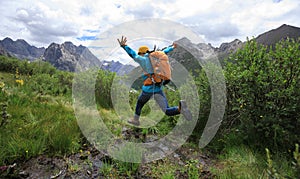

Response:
(16, 79), (24, 85)
(15, 68), (19, 79)
(0, 81), (5, 88)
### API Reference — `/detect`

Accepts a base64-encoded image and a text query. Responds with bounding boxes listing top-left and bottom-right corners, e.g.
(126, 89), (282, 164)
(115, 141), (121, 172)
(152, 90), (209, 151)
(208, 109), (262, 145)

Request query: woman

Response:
(117, 36), (192, 126)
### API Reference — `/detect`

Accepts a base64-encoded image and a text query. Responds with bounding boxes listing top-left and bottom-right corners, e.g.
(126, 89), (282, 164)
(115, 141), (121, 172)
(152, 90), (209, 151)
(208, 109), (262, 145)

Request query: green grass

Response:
(0, 71), (81, 165)
(149, 158), (181, 178)
(1, 55), (299, 178)
(208, 130), (297, 178)
(0, 72), (16, 85)
(0, 100), (81, 164)
(210, 144), (297, 179)
(211, 145), (265, 179)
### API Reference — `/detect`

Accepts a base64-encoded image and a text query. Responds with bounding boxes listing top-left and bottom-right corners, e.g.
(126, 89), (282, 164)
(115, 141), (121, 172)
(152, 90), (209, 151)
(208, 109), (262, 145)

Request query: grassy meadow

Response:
(0, 38), (300, 178)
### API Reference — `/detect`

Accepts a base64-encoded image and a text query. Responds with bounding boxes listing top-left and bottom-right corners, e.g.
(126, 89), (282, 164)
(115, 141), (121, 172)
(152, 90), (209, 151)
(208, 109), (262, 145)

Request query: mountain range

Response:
(0, 37), (45, 61)
(0, 24), (299, 73)
(42, 42), (102, 71)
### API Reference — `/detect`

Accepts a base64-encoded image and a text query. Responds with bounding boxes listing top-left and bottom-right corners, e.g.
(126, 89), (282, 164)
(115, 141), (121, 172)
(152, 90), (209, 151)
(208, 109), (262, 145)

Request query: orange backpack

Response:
(143, 50), (171, 86)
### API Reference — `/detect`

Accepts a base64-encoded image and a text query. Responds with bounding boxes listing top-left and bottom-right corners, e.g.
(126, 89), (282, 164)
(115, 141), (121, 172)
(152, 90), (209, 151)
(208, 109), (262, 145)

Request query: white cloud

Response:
(0, 0), (299, 49)
(230, 0), (300, 40)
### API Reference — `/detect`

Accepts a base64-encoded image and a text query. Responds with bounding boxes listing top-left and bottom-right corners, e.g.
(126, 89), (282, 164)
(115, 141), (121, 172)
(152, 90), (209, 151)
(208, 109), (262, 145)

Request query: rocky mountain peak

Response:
(42, 42), (101, 72)
(16, 39), (29, 46)
(61, 41), (77, 55)
(0, 37), (45, 61)
(176, 37), (192, 45)
(218, 39), (243, 52)
(2, 37), (13, 43)
(256, 24), (300, 46)
(62, 41), (75, 49)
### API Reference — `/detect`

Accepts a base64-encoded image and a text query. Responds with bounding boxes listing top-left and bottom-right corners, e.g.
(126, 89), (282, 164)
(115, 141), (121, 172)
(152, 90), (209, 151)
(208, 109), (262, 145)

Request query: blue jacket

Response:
(122, 45), (174, 93)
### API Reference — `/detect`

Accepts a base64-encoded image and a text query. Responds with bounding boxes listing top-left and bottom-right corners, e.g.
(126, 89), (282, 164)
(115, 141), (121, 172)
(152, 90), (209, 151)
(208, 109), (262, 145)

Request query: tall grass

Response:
(0, 71), (81, 165)
(212, 145), (266, 179)
(211, 141), (297, 178)
(0, 98), (81, 164)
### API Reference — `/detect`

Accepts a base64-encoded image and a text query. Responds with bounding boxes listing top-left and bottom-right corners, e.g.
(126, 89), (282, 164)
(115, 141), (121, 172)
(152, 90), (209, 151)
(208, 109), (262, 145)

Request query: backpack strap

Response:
(147, 45), (156, 54)
(143, 73), (163, 86)
(143, 45), (157, 86)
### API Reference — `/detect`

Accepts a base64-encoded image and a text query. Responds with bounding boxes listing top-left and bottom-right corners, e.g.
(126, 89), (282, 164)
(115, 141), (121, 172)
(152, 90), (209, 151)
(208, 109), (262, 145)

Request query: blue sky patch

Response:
(76, 36), (99, 41)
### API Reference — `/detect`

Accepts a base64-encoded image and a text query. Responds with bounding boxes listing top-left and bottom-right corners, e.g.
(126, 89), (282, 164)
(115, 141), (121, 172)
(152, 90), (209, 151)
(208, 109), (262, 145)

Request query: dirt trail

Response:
(1, 129), (215, 178)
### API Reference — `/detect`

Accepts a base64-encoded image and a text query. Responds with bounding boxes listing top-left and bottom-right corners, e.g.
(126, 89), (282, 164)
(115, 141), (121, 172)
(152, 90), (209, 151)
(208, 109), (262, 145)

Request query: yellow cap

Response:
(138, 46), (149, 54)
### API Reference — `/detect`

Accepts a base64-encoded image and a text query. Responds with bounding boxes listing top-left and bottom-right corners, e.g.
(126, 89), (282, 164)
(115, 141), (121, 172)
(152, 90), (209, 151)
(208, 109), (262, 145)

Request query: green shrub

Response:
(224, 38), (300, 151)
(95, 69), (116, 108)
(191, 68), (211, 140)
(0, 56), (56, 75)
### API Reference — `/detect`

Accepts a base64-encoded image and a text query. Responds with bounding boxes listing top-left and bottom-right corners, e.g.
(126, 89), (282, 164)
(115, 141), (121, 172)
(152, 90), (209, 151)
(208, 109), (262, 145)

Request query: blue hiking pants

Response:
(135, 90), (180, 117)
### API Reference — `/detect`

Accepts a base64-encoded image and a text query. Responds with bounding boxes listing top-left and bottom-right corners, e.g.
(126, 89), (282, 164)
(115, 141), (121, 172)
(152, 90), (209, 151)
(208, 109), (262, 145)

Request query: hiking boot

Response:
(128, 115), (140, 126)
(179, 100), (192, 121)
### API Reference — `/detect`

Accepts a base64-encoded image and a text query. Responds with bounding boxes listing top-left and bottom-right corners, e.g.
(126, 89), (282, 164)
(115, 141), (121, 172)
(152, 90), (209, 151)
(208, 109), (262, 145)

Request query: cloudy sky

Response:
(0, 0), (299, 50)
